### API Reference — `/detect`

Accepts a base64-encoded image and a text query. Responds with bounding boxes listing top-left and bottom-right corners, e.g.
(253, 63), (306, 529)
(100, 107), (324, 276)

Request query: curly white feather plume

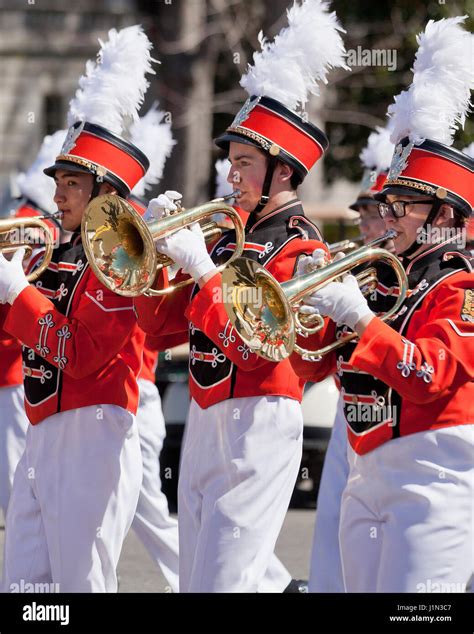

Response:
(16, 130), (66, 214)
(214, 159), (233, 199)
(462, 142), (474, 158)
(129, 103), (176, 198)
(360, 125), (394, 172)
(68, 25), (156, 134)
(240, 0), (348, 111)
(388, 17), (474, 146)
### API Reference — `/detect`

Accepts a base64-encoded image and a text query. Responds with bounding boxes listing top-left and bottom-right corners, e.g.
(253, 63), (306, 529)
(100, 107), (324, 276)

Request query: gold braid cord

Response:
(55, 155), (107, 177)
(226, 127), (272, 152)
(384, 178), (437, 195)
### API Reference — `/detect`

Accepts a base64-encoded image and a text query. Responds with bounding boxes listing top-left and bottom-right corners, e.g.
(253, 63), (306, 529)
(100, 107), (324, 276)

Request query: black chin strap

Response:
(401, 198), (443, 258)
(252, 155), (278, 215)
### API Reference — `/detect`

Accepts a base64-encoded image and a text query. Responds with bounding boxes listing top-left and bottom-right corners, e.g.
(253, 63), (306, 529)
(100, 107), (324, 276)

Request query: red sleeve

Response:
(350, 273), (474, 404)
(4, 272), (138, 380)
(134, 268), (192, 337)
(0, 304), (11, 333)
(145, 330), (188, 352)
(185, 237), (329, 371)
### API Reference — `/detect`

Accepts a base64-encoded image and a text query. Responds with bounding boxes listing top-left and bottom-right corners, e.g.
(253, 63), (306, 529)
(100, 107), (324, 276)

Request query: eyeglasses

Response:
(377, 199), (435, 220)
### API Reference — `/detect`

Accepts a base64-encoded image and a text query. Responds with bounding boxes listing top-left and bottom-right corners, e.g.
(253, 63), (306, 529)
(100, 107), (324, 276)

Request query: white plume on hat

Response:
(240, 0), (348, 112)
(360, 125), (394, 172)
(130, 103), (176, 198)
(68, 25), (156, 135)
(16, 130), (66, 214)
(388, 17), (474, 146)
(462, 142), (474, 158)
(214, 159), (233, 199)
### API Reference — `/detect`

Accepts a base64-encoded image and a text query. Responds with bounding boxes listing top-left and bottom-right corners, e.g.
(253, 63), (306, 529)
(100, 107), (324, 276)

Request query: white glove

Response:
(295, 248), (328, 277)
(155, 222), (216, 282)
(300, 274), (373, 331)
(143, 191), (183, 222)
(0, 248), (29, 305)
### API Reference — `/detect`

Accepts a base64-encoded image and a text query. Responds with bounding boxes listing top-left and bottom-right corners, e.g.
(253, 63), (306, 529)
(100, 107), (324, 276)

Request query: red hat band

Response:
(216, 96), (329, 180)
(231, 103), (324, 173)
(382, 138), (473, 216)
(370, 171), (388, 194)
(349, 170), (388, 211)
(45, 122), (149, 196)
(360, 168), (388, 194)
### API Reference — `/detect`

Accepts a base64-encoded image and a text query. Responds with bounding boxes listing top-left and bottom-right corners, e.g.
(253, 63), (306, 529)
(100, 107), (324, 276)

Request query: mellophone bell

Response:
(0, 213), (60, 282)
(220, 230), (408, 362)
(81, 191), (244, 297)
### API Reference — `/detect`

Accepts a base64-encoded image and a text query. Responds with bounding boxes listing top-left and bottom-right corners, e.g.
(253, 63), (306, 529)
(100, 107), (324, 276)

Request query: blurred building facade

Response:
(0, 0), (142, 191)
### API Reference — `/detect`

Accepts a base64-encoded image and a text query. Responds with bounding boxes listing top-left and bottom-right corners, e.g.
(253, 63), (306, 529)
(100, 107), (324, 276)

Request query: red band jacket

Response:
(290, 240), (474, 454)
(135, 199), (328, 409)
(0, 199), (62, 389)
(0, 329), (22, 388)
(138, 332), (188, 383)
(0, 233), (143, 425)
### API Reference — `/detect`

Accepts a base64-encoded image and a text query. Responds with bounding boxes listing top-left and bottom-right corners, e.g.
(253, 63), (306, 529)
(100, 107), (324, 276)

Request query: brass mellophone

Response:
(221, 231), (408, 362)
(0, 213), (60, 282)
(81, 192), (244, 297)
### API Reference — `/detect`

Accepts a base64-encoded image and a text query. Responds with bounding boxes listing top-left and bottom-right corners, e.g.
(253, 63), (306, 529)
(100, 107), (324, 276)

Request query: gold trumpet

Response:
(81, 192), (244, 297)
(221, 231), (408, 362)
(0, 215), (57, 282)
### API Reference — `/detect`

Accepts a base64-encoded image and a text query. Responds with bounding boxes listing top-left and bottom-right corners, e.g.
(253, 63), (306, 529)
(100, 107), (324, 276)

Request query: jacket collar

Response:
(246, 198), (304, 233)
(403, 236), (468, 276)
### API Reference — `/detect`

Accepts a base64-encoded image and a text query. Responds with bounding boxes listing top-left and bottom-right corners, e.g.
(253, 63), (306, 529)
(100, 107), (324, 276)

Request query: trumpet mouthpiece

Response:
(218, 190), (241, 202)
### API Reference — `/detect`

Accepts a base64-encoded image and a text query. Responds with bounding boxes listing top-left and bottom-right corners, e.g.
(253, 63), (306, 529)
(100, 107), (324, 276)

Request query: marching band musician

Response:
(309, 124), (395, 592)
(0, 131), (65, 522)
(126, 106), (181, 593)
(211, 159), (301, 593)
(0, 26), (154, 592)
(135, 0), (348, 592)
(349, 127), (395, 248)
(290, 17), (474, 592)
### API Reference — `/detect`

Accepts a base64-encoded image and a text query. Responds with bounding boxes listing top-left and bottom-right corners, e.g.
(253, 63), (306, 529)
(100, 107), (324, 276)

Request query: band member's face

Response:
(227, 142), (268, 212)
(384, 194), (434, 255)
(53, 170), (95, 231)
(358, 204), (386, 244)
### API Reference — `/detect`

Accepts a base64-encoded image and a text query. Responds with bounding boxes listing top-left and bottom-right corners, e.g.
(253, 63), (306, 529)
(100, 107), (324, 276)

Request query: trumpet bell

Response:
(222, 257), (295, 362)
(222, 231), (408, 362)
(82, 193), (245, 298)
(0, 215), (55, 282)
(81, 195), (158, 297)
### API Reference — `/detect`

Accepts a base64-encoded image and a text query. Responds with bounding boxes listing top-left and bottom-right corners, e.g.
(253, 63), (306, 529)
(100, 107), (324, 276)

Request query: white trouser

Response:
(132, 378), (179, 592)
(0, 384), (28, 518)
(340, 425), (474, 593)
(2, 404), (142, 593)
(309, 395), (348, 592)
(178, 396), (303, 593)
(257, 554), (292, 593)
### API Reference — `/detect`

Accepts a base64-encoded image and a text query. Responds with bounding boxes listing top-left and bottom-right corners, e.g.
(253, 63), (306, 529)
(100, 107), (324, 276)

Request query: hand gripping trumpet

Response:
(81, 192), (244, 297)
(0, 214), (59, 282)
(221, 230), (408, 362)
